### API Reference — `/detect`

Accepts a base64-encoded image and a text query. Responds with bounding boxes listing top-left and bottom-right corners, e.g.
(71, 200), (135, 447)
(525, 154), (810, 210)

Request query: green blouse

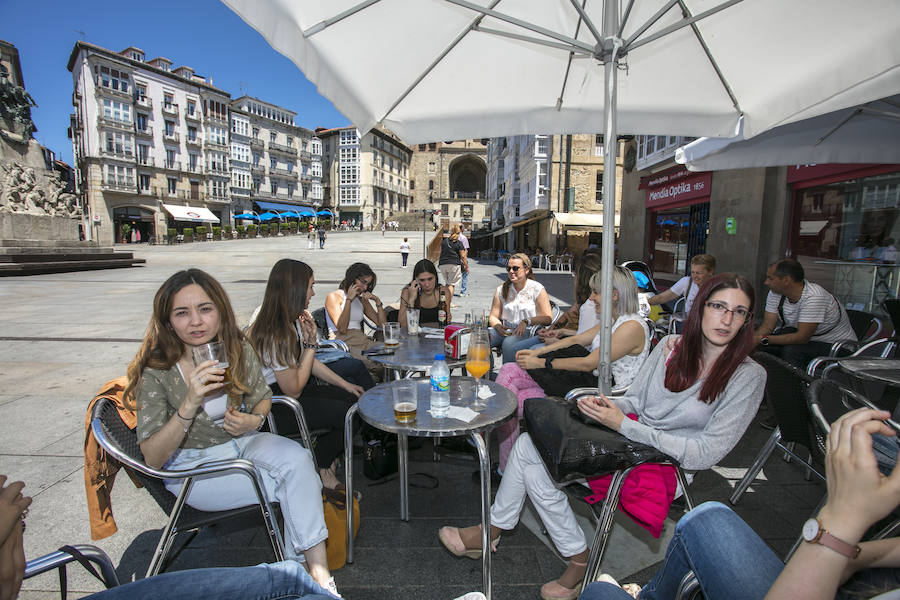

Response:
(136, 339), (271, 449)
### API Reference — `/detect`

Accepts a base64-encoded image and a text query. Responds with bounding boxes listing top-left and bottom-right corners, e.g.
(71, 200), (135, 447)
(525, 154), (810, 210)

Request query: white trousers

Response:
(164, 432), (327, 559)
(490, 433), (587, 557)
(307, 239), (315, 249)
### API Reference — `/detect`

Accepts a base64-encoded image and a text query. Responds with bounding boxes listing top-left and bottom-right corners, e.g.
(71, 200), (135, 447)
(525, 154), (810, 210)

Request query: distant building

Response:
(485, 134), (624, 255)
(317, 126), (411, 228)
(67, 42), (233, 244)
(229, 96), (322, 218)
(408, 140), (489, 232)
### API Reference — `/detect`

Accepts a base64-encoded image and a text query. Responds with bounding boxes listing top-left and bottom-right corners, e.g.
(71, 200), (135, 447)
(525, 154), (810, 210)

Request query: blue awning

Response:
(255, 200), (315, 214)
(317, 210), (333, 216)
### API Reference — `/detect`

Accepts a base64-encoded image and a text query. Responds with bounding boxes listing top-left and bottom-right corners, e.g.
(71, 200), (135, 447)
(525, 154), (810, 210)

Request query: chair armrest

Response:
(270, 395), (315, 450)
(565, 387), (600, 402)
(318, 338), (350, 353)
(829, 338), (859, 356)
(25, 545), (120, 589)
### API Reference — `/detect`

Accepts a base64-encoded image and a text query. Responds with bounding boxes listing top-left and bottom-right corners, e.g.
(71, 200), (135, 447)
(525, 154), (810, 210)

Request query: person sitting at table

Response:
(325, 262), (387, 360)
(647, 254), (716, 323)
(439, 273), (765, 600)
(488, 253), (553, 363)
(248, 259), (365, 493)
(123, 269), (338, 595)
(398, 259), (452, 328)
(581, 407), (900, 600)
(494, 266), (651, 470)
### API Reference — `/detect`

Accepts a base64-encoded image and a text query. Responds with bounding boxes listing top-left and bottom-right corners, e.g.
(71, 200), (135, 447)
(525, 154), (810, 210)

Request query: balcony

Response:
(250, 164), (265, 175)
(206, 164), (229, 175)
(97, 84), (132, 101)
(135, 97), (152, 110)
(268, 141), (297, 156)
(249, 138), (264, 149)
(185, 163), (203, 174)
(135, 126), (153, 139)
(299, 150), (312, 161)
(99, 147), (134, 160)
(164, 160), (181, 171)
(205, 139), (228, 151)
(161, 103), (179, 117)
(184, 108), (201, 122)
(207, 194), (230, 204)
(136, 156), (155, 167)
(300, 172), (313, 183)
(205, 113), (228, 125)
(270, 166), (298, 178)
(231, 186), (252, 196)
(186, 136), (201, 147)
(98, 116), (133, 131)
(163, 131), (180, 143)
(101, 176), (136, 193)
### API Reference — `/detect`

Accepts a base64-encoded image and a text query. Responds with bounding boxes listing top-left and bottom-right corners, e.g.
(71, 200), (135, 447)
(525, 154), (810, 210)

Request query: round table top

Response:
(357, 376), (517, 437)
(367, 329), (465, 372)
(837, 358), (900, 386)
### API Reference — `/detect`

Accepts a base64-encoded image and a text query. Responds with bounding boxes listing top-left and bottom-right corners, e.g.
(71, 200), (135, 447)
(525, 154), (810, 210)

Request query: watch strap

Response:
(816, 529), (861, 559)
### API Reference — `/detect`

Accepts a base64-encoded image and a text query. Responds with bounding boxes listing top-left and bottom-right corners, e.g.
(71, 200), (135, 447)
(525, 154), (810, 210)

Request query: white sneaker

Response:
(323, 576), (341, 598)
(453, 593), (486, 600)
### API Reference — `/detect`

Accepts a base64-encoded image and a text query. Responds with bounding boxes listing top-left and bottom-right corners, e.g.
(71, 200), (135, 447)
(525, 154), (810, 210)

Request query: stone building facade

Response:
(408, 140), (488, 231)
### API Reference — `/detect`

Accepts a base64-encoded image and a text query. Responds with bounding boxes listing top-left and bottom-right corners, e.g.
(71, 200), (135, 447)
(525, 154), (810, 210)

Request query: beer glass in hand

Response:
(466, 328), (491, 410)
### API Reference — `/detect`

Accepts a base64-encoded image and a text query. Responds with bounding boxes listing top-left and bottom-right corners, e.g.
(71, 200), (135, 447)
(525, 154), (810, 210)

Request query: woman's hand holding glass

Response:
(186, 359), (225, 410)
(297, 310), (317, 345)
(577, 395), (625, 431)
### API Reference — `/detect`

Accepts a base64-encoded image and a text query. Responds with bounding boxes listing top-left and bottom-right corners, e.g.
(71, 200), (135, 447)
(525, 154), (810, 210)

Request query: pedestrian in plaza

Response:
(317, 226), (327, 249)
(381, 221), (386, 236)
(458, 223), (470, 296)
(438, 224), (468, 298)
(123, 269), (337, 595)
(755, 258), (856, 369)
(307, 226), (316, 250)
(400, 237), (411, 267)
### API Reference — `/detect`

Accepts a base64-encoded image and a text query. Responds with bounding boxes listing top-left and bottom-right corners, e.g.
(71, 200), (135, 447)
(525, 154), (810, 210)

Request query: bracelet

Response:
(302, 341), (318, 350)
(254, 413), (267, 431)
(175, 409), (194, 433)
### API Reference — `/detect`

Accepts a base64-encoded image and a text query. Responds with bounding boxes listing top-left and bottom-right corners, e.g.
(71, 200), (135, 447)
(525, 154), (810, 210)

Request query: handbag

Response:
(523, 396), (670, 483)
(526, 345), (596, 397)
(362, 428), (398, 480)
(322, 489), (360, 570)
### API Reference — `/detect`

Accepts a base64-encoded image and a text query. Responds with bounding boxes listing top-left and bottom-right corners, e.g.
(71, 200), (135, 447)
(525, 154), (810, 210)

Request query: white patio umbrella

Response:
(221, 1), (900, 590)
(676, 95), (900, 171)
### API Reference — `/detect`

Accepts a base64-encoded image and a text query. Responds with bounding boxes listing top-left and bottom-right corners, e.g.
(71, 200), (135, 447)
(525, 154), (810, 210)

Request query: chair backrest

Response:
(91, 398), (179, 516)
(751, 351), (817, 449)
(310, 306), (329, 338)
(884, 299), (900, 335)
(846, 309), (882, 343)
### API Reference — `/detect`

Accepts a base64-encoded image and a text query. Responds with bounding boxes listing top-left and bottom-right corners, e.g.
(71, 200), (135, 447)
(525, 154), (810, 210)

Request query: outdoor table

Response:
(343, 376), (516, 600)
(836, 358), (900, 387)
(367, 327), (465, 379)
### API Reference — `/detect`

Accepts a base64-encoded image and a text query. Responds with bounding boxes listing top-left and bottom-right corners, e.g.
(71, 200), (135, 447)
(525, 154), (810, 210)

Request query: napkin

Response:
(477, 386), (495, 400)
(427, 406), (480, 423)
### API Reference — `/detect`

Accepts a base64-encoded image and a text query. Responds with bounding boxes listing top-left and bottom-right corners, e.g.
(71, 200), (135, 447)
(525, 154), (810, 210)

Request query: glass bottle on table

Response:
(438, 290), (448, 326)
(466, 328), (491, 410)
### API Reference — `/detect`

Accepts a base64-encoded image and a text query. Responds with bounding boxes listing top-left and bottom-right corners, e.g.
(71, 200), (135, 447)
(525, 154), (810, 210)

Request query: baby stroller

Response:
(620, 260), (670, 337)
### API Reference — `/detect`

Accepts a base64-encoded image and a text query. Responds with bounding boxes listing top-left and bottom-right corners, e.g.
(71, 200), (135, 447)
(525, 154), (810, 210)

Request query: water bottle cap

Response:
(434, 354), (445, 360)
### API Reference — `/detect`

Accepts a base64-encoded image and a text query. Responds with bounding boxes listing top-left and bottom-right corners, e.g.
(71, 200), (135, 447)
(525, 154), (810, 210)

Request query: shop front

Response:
(113, 206), (156, 244)
(162, 204), (221, 237)
(641, 167), (712, 284)
(786, 164), (900, 314)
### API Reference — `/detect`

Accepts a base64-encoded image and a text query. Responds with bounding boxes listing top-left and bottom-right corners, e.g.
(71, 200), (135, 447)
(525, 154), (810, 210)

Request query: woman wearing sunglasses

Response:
(488, 253), (553, 364)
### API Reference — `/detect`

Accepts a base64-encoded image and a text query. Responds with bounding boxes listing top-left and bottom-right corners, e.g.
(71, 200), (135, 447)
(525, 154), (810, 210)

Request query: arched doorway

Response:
(448, 154), (486, 199)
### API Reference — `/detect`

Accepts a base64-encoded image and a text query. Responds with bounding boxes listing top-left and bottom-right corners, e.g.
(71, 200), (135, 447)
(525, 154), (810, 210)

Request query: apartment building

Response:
(230, 96), (322, 216)
(485, 134), (624, 254)
(318, 126), (411, 228)
(67, 42), (233, 244)
(408, 140), (489, 231)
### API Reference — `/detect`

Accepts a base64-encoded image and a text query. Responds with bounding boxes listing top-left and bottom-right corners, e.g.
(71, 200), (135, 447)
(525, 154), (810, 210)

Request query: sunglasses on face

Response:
(506, 266), (522, 272)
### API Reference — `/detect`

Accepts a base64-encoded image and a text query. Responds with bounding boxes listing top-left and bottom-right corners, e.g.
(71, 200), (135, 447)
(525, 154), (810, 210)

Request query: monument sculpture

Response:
(0, 163), (81, 217)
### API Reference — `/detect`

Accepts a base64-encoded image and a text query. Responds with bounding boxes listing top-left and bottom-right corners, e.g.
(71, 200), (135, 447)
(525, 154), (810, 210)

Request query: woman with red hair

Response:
(439, 274), (766, 600)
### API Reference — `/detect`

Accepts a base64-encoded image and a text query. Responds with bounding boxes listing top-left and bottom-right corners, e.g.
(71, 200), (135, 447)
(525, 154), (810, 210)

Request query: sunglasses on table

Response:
(704, 301), (751, 321)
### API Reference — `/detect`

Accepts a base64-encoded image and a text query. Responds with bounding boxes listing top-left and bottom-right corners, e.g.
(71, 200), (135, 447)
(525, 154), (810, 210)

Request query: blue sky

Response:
(1, 0), (350, 165)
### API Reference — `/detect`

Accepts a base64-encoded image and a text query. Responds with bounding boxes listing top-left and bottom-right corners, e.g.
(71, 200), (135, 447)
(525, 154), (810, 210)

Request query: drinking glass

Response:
(192, 341), (233, 400)
(466, 328), (491, 410)
(383, 322), (401, 349)
(464, 313), (473, 327)
(393, 379), (417, 423)
(406, 308), (419, 335)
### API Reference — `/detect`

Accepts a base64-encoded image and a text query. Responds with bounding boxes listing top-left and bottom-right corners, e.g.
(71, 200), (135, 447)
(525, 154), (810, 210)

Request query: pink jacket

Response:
(583, 414), (677, 538)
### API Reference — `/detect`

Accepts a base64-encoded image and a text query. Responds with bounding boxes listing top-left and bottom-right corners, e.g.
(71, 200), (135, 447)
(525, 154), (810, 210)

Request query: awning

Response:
(511, 211), (550, 228)
(491, 225), (512, 237)
(255, 200), (316, 215)
(163, 204), (219, 223)
(552, 212), (620, 228)
(799, 220), (829, 236)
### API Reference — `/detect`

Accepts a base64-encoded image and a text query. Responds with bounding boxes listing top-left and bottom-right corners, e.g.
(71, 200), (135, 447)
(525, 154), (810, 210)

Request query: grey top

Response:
(358, 377), (516, 437)
(615, 335), (766, 471)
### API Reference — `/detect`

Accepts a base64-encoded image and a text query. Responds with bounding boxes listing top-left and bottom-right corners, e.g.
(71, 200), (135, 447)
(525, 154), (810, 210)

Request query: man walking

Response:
(755, 258), (856, 369)
(317, 226), (327, 249)
(458, 223), (470, 296)
(400, 237), (411, 267)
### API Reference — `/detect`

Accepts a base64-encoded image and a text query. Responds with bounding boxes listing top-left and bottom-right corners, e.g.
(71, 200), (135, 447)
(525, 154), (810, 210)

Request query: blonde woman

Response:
(438, 224), (468, 297)
(488, 253), (553, 363)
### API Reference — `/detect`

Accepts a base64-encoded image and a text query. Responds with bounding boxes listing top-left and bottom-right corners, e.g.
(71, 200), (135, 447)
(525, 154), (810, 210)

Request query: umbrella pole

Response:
(595, 3), (622, 398)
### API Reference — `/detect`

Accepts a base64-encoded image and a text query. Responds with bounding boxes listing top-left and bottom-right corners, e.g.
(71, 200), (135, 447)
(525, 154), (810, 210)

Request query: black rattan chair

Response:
(730, 352), (824, 505)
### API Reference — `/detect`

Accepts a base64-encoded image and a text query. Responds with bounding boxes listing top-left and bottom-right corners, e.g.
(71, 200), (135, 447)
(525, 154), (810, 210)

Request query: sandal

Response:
(438, 525), (500, 559)
(540, 559), (588, 600)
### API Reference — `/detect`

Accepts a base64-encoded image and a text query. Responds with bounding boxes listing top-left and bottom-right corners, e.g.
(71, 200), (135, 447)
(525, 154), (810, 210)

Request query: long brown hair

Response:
(574, 252), (603, 305)
(664, 273), (756, 404)
(248, 259), (313, 368)
(124, 269), (250, 408)
(501, 253), (535, 301)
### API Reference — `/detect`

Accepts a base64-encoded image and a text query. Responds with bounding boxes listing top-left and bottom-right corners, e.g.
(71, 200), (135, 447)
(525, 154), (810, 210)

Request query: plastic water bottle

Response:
(430, 353), (451, 418)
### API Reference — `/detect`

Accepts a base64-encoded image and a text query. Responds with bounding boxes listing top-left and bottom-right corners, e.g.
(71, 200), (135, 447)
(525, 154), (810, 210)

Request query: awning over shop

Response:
(163, 204), (220, 223)
(491, 225), (512, 237)
(511, 211), (550, 228)
(255, 200), (316, 215)
(552, 212), (620, 228)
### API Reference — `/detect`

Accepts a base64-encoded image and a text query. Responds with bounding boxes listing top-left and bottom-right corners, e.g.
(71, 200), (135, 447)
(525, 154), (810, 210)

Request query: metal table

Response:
(343, 376), (516, 600)
(837, 358), (900, 386)
(367, 328), (465, 379)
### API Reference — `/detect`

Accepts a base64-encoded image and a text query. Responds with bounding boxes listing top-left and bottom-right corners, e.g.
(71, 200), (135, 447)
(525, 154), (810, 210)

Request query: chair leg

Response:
(581, 468), (634, 592)
(730, 428), (782, 505)
(147, 477), (195, 577)
(675, 467), (694, 511)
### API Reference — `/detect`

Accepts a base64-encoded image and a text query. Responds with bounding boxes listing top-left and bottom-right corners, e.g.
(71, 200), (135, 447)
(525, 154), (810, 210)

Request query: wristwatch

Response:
(802, 518), (860, 558)
(523, 317), (531, 326)
(760, 336), (770, 346)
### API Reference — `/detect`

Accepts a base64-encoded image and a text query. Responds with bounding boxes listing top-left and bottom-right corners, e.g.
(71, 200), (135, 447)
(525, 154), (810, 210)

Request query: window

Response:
(340, 164), (359, 185)
(135, 84), (147, 102)
(102, 99), (131, 123)
(187, 126), (197, 142)
(535, 135), (548, 156)
(286, 161), (294, 173)
(105, 164), (133, 186)
(210, 178), (228, 198)
(188, 154), (198, 171)
(270, 156), (277, 169)
(136, 113), (148, 132)
(187, 100), (197, 117)
(310, 139), (322, 155)
(208, 152), (227, 172)
(163, 93), (174, 110)
(340, 147), (358, 163)
(410, 179), (415, 190)
(596, 170), (604, 204)
(166, 149), (176, 168)
(441, 203), (449, 216)
(105, 131), (132, 156)
(164, 120), (175, 136)
(232, 171), (251, 191)
(97, 65), (129, 93)
(311, 162), (321, 177)
(138, 174), (151, 191)
(208, 126), (227, 146)
(340, 129), (358, 145)
(137, 144), (150, 164)
(429, 143), (436, 151)
(252, 127), (260, 139)
(231, 144), (250, 163)
(270, 180), (278, 194)
(427, 161), (436, 175)
(418, 144), (426, 151)
(270, 131), (277, 143)
(252, 153), (260, 166)
(286, 136), (293, 148)
(167, 177), (177, 195)
(339, 186), (359, 201)
(428, 180), (434, 190)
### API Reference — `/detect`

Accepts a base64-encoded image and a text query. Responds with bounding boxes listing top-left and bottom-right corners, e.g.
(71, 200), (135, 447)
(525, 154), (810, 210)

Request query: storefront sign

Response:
(645, 169), (712, 208)
(725, 217), (737, 235)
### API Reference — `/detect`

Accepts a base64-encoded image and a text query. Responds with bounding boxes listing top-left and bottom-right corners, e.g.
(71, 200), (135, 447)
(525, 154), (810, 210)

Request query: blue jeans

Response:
(511, 335), (543, 355)
(460, 269), (469, 294)
(489, 328), (533, 364)
(83, 561), (334, 600)
(579, 502), (784, 600)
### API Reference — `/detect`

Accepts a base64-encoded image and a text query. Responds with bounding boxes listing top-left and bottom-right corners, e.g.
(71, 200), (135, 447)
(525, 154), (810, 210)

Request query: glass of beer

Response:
(192, 341), (232, 396)
(393, 379), (417, 423)
(406, 308), (419, 335)
(466, 328), (491, 410)
(383, 322), (401, 349)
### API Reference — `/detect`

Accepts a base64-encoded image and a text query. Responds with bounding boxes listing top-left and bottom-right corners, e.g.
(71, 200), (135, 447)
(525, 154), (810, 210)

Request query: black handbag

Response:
(523, 397), (670, 483)
(362, 428), (398, 480)
(526, 345), (596, 397)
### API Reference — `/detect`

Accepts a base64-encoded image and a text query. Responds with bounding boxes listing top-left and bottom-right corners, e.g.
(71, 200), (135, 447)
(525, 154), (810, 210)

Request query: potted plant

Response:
(246, 224), (257, 237)
(183, 227), (194, 242)
(260, 223), (269, 236)
(167, 227), (177, 244)
(196, 226), (208, 241)
(223, 225), (232, 239)
(120, 223), (131, 243)
(212, 226), (221, 239)
(236, 225), (245, 238)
